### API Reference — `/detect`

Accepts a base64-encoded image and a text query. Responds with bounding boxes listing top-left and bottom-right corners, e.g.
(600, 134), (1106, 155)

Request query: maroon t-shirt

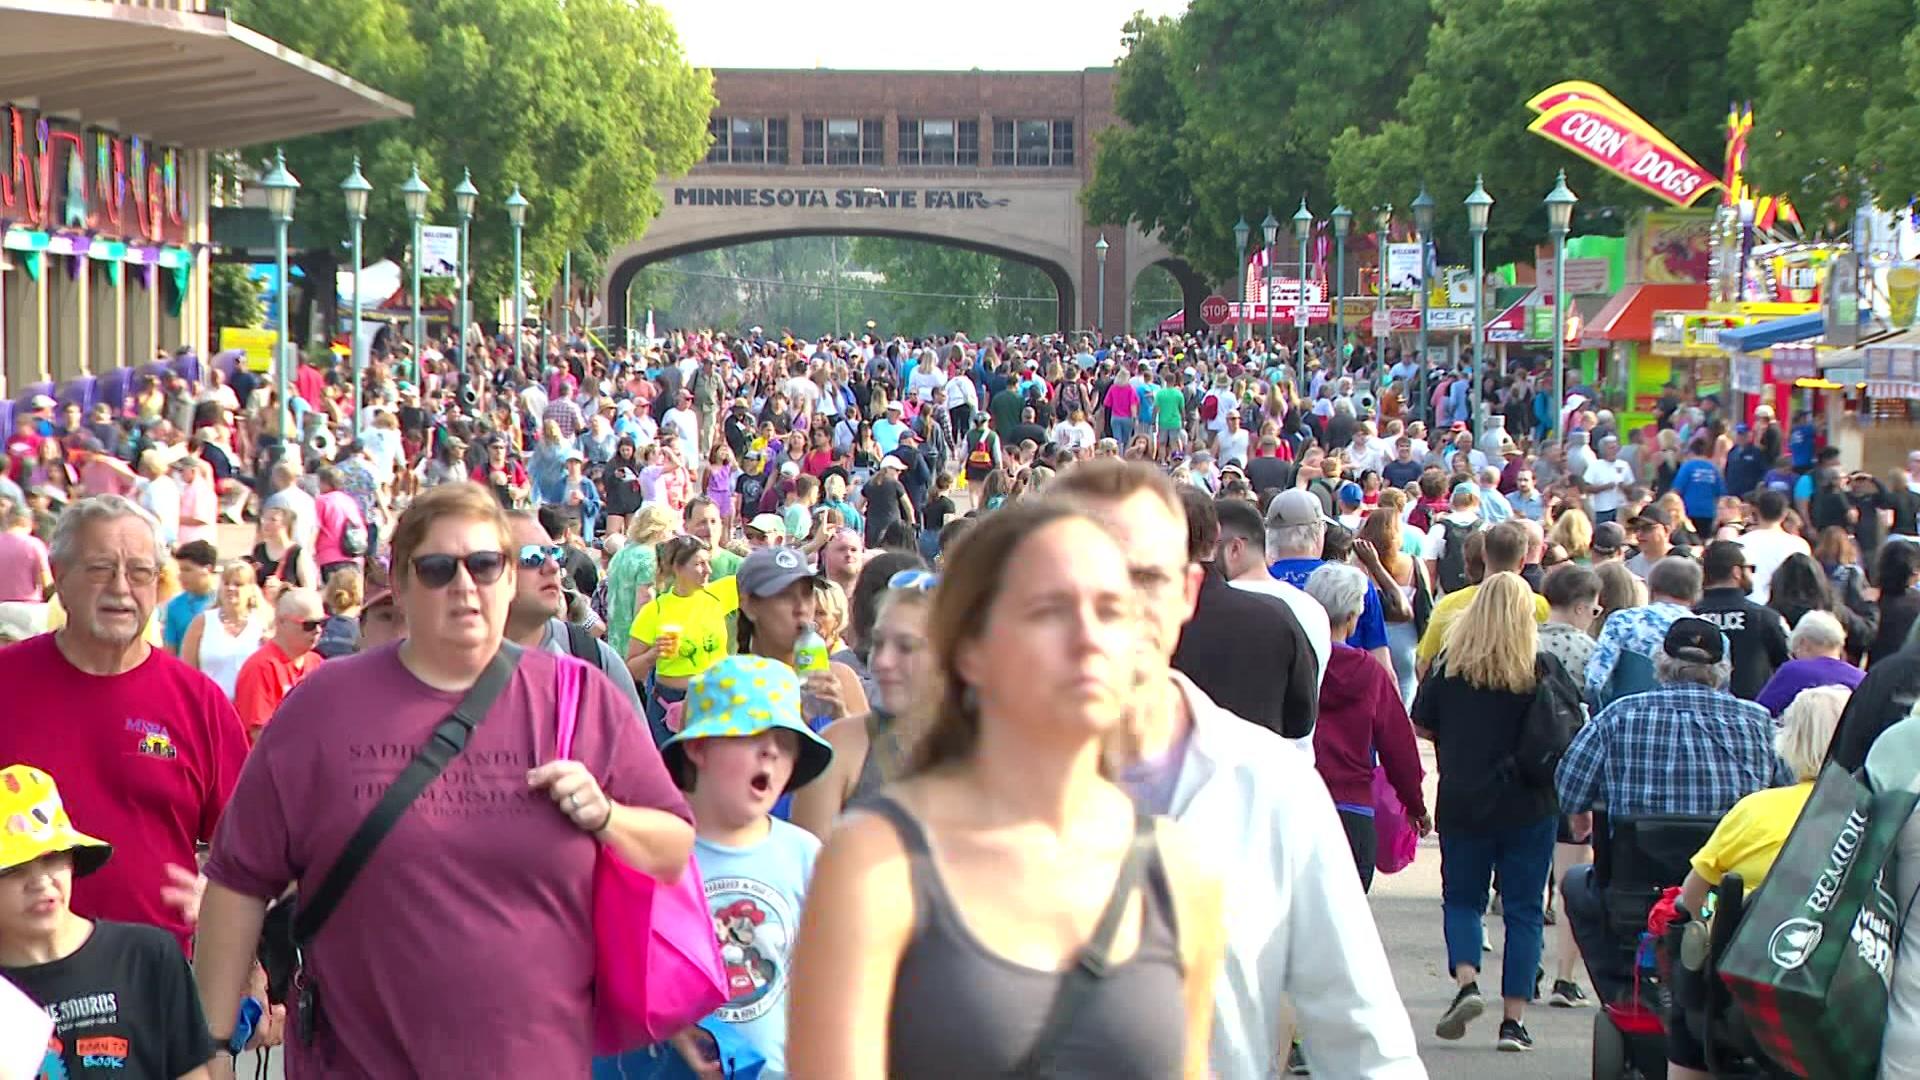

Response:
(0, 634), (248, 950)
(203, 643), (689, 1077)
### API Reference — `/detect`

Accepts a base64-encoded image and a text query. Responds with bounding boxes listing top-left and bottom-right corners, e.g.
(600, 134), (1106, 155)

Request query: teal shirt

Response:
(163, 590), (216, 653)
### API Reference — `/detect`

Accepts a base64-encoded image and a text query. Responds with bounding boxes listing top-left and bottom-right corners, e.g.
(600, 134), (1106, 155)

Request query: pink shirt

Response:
(204, 645), (689, 1077)
(0, 530), (48, 602)
(312, 489), (364, 568)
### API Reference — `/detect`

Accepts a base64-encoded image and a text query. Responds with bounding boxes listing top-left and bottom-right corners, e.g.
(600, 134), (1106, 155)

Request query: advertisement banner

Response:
(1538, 257), (1612, 297)
(420, 225), (459, 278)
(219, 327), (278, 373)
(1527, 81), (1690, 158)
(1385, 243), (1423, 292)
(1527, 101), (1721, 207)
(1641, 209), (1715, 283)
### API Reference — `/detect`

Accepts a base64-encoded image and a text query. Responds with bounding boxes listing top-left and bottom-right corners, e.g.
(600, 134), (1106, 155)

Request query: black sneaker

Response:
(1549, 979), (1590, 1008)
(1497, 1019), (1534, 1052)
(1435, 983), (1485, 1040)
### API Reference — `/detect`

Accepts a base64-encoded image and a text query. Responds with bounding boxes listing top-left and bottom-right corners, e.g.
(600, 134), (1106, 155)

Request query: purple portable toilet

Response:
(58, 376), (97, 414)
(99, 367), (134, 413)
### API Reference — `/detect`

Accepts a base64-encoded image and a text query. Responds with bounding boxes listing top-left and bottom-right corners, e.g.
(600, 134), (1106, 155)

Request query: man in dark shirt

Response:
(1723, 423), (1770, 497)
(1382, 436), (1424, 489)
(988, 383), (1026, 440)
(1009, 405), (1050, 451)
(1169, 489), (1319, 741)
(892, 432), (932, 516)
(1691, 540), (1790, 701)
(861, 457), (913, 548)
(1244, 436), (1296, 497)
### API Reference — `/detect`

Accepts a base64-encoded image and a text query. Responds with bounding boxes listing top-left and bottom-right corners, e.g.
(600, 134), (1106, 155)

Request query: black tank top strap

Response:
(862, 794), (938, 935)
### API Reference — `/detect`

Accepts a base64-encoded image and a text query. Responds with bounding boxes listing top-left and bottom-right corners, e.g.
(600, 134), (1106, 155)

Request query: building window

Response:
(704, 116), (788, 165)
(898, 119), (980, 166)
(804, 117), (882, 166)
(992, 119), (1073, 167)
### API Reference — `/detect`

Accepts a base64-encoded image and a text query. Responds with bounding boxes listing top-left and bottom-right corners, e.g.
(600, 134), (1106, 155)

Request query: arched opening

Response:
(1150, 257), (1213, 335)
(1130, 263), (1182, 336)
(609, 227), (1074, 338)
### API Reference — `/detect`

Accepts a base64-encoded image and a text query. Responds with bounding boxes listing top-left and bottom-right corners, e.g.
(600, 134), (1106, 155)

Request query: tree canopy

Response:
(227, 0), (713, 301)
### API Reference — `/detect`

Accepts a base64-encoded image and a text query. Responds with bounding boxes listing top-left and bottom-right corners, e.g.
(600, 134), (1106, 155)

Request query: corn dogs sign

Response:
(1526, 81), (1721, 207)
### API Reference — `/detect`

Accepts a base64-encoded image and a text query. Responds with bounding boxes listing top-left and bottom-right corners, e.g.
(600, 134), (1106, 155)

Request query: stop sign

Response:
(1200, 294), (1231, 327)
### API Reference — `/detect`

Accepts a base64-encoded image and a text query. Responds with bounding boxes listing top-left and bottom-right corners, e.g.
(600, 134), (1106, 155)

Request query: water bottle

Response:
(794, 622), (830, 675)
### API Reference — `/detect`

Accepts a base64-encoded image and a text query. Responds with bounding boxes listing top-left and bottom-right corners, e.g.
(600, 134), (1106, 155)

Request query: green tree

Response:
(851, 239), (1055, 336)
(226, 0), (712, 305)
(1329, 0), (1756, 264)
(209, 262), (264, 332)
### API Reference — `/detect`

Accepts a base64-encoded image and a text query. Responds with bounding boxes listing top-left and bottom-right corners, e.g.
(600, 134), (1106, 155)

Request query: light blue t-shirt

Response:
(696, 819), (821, 1078)
(162, 590), (216, 654)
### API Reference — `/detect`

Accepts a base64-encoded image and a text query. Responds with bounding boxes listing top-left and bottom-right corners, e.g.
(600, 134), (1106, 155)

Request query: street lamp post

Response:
(340, 158), (371, 438)
(1331, 204), (1352, 367)
(1411, 186), (1435, 421)
(1232, 216), (1250, 344)
(261, 148), (299, 444)
(454, 169), (478, 371)
(1736, 194), (1757, 303)
(1292, 199), (1313, 360)
(562, 250), (573, 343)
(505, 186), (530, 371)
(1544, 170), (1578, 437)
(1465, 176), (1493, 443)
(1094, 234), (1109, 335)
(400, 164), (431, 365)
(1375, 204), (1391, 387)
(1261, 210), (1280, 351)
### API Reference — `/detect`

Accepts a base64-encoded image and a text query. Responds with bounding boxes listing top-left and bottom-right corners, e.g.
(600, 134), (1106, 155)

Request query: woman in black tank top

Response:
(790, 584), (932, 839)
(787, 500), (1223, 1079)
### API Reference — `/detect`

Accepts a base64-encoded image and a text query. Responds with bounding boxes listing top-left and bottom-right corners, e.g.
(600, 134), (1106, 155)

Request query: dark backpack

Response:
(1434, 518), (1482, 594)
(1511, 653), (1583, 788)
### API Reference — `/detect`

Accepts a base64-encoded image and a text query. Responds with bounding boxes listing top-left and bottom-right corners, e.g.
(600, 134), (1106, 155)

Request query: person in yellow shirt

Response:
(628, 534), (741, 744)
(1417, 520), (1549, 675)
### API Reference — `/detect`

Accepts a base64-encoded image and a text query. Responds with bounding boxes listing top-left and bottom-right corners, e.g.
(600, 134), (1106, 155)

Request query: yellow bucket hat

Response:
(0, 765), (111, 877)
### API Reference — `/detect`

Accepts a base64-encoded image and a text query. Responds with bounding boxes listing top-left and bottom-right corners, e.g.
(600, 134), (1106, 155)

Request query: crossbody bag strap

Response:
(1013, 812), (1157, 1078)
(291, 643), (524, 945)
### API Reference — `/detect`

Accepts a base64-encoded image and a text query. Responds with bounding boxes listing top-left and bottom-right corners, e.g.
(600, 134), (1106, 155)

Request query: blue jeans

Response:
(1440, 815), (1556, 999)
(1111, 416), (1135, 445)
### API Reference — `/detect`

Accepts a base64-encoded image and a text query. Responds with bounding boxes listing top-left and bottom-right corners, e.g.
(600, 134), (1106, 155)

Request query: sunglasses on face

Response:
(410, 550), (509, 589)
(292, 618), (327, 632)
(518, 543), (565, 570)
(888, 569), (939, 592)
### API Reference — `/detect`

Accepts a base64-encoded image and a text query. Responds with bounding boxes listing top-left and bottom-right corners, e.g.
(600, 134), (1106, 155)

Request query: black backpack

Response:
(1434, 518), (1483, 594)
(1511, 653), (1583, 788)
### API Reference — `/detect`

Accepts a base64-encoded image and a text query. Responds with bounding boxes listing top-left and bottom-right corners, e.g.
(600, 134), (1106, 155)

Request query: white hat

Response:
(28, 394), (55, 410)
(880, 455), (906, 471)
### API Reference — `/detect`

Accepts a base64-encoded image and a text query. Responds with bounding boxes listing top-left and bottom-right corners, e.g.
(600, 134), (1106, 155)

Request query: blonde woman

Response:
(1549, 506), (1594, 565)
(602, 504), (679, 651)
(788, 499), (1223, 1079)
(1412, 572), (1563, 1052)
(181, 562), (268, 699)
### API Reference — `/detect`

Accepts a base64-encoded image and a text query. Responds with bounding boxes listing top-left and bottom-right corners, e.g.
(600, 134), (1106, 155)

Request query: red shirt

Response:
(232, 640), (324, 740)
(0, 634), (248, 949)
(294, 364), (327, 410)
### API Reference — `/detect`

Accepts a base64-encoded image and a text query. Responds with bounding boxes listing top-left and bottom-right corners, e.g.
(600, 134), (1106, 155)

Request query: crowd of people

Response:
(4, 320), (1920, 1078)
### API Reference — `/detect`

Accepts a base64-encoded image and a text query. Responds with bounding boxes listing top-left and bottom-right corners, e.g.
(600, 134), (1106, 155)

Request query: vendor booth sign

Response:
(1526, 82), (1721, 207)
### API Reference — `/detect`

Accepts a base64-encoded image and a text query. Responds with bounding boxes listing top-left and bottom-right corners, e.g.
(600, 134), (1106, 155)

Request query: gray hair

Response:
(276, 588), (322, 618)
(1265, 519), (1325, 561)
(1646, 557), (1704, 604)
(1777, 685), (1849, 780)
(1655, 650), (1731, 690)
(48, 494), (159, 571)
(1789, 609), (1847, 655)
(1305, 562), (1370, 625)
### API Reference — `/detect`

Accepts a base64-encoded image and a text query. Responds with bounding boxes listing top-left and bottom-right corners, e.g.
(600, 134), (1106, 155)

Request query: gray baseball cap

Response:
(736, 546), (823, 598)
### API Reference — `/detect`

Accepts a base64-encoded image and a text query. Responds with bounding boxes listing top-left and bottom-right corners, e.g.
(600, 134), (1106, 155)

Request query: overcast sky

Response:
(656, 0), (1191, 71)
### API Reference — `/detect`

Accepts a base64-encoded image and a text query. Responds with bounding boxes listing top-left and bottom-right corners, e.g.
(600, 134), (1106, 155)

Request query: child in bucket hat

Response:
(0, 765), (220, 1079)
(651, 656), (833, 1078)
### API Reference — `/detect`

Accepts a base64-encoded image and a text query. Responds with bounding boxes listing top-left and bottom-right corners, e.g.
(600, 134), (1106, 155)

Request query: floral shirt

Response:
(603, 540), (657, 651)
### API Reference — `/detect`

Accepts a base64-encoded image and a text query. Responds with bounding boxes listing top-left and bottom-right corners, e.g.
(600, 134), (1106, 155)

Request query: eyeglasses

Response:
(292, 618), (327, 632)
(518, 543), (566, 570)
(410, 551), (509, 589)
(79, 561), (160, 586)
(888, 569), (939, 592)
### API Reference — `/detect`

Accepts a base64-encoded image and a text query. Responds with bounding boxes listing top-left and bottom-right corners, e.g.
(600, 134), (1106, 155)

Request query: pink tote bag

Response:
(1371, 765), (1418, 875)
(555, 656), (728, 1055)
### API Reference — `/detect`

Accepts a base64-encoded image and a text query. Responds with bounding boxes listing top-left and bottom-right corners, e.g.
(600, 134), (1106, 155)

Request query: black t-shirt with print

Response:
(2, 920), (215, 1079)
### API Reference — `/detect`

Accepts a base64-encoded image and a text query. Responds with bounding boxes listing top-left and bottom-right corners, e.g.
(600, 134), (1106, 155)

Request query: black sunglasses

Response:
(294, 618), (327, 632)
(410, 550), (509, 589)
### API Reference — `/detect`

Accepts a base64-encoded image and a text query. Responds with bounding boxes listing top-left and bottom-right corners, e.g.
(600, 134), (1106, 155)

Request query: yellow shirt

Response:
(1416, 584), (1551, 665)
(1691, 781), (1816, 890)
(630, 576), (740, 679)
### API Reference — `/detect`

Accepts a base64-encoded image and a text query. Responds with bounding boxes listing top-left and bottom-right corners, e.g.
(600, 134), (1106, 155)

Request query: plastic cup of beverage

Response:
(657, 622), (683, 657)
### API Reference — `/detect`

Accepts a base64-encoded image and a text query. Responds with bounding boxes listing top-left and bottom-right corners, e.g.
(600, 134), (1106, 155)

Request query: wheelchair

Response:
(1582, 814), (1720, 1080)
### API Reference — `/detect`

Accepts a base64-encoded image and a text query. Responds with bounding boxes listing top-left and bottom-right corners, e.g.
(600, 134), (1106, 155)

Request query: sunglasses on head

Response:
(410, 550), (509, 589)
(518, 543), (566, 570)
(888, 569), (939, 592)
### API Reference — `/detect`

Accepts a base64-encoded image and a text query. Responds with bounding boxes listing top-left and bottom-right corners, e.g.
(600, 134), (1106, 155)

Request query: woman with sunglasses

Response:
(790, 571), (934, 839)
(195, 482), (693, 1080)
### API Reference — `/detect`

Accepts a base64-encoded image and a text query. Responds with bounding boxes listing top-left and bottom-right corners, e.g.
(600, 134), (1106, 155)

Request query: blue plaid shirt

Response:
(1585, 601), (1692, 700)
(1556, 683), (1794, 820)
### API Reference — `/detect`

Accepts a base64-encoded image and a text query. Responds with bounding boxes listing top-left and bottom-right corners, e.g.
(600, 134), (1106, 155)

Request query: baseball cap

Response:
(28, 394), (55, 410)
(1626, 505), (1671, 530)
(745, 513), (787, 537)
(880, 455), (907, 471)
(779, 460), (800, 478)
(1337, 482), (1364, 507)
(1663, 617), (1726, 664)
(1265, 488), (1323, 528)
(1591, 521), (1628, 554)
(736, 546), (824, 599)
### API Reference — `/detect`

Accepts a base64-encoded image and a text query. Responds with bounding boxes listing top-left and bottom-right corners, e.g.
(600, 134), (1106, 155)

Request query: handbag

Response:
(1718, 751), (1920, 1080)
(1371, 766), (1418, 875)
(258, 645), (523, 1038)
(554, 656), (729, 1057)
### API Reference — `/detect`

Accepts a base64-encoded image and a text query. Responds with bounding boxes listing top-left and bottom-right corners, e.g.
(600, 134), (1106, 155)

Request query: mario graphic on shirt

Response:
(704, 877), (795, 1024)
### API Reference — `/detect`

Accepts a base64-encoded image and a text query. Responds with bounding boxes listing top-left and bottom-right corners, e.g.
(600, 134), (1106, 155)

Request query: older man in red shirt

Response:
(232, 587), (326, 742)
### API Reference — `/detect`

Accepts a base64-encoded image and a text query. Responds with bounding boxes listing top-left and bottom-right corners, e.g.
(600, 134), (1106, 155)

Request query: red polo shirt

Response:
(232, 640), (324, 741)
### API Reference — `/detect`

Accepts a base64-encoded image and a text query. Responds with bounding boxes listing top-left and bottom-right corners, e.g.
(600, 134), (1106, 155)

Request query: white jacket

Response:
(1167, 674), (1427, 1080)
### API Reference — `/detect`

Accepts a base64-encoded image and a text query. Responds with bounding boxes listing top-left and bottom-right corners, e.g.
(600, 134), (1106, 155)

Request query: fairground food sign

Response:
(673, 186), (1012, 211)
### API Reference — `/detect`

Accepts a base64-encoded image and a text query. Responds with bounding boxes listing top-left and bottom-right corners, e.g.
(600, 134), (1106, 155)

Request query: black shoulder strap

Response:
(564, 621), (597, 665)
(1015, 813), (1157, 1078)
(291, 645), (523, 944)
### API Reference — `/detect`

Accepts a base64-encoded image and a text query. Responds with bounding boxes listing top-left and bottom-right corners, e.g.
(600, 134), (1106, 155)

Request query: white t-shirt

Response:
(785, 376), (821, 414)
(1583, 456), (1633, 514)
(909, 366), (946, 403)
(1215, 427), (1251, 465)
(1230, 577), (1332, 686)
(945, 374), (979, 410)
(661, 407), (701, 459)
(1738, 526), (1812, 604)
(1052, 420), (1096, 453)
